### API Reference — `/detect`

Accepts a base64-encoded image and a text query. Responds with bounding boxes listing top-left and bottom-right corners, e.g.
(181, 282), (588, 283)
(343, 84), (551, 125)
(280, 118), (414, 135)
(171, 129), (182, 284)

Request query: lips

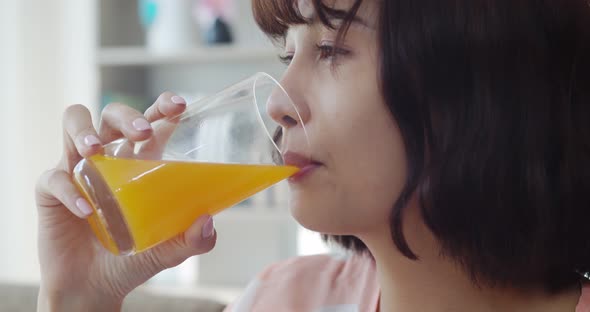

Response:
(282, 152), (322, 182)
(282, 152), (312, 167)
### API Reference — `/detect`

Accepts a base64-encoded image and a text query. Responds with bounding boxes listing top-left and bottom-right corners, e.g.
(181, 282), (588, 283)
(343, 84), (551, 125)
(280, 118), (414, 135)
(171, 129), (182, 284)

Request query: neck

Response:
(358, 206), (581, 312)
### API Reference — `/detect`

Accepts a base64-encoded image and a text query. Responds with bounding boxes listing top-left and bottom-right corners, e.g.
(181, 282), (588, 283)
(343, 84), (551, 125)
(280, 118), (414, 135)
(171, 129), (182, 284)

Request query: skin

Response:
(35, 0), (582, 311)
(276, 0), (582, 311)
(275, 0), (405, 237)
(35, 95), (217, 311)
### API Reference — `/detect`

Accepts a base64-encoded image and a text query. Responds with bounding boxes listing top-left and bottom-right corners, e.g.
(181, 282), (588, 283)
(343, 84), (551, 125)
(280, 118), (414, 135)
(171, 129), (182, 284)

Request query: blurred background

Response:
(0, 0), (330, 308)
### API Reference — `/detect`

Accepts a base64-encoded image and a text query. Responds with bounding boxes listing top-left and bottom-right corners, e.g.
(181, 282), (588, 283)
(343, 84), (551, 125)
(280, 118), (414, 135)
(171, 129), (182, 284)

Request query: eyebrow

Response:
(330, 15), (369, 28)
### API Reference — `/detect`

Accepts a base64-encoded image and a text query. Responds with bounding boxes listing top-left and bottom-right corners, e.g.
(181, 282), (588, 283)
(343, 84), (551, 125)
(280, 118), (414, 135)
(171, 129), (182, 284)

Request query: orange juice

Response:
(73, 154), (297, 255)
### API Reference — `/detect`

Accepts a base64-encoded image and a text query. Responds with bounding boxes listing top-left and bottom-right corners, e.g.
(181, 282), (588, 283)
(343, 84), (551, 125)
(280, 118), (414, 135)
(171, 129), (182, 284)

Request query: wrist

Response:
(37, 287), (123, 312)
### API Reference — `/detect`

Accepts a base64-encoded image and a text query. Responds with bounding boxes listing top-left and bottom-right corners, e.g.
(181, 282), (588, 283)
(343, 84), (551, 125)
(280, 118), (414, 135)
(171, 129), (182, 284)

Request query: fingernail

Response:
(132, 118), (152, 131)
(76, 198), (93, 216)
(171, 95), (187, 105)
(202, 216), (215, 239)
(84, 135), (101, 147)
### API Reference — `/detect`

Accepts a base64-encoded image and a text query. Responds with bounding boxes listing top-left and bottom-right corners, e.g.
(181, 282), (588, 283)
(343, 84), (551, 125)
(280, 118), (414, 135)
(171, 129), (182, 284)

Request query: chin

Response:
(287, 194), (356, 235)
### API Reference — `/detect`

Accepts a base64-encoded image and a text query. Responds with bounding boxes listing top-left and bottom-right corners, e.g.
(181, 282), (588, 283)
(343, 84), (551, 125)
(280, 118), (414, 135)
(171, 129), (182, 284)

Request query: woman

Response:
(35, 0), (590, 311)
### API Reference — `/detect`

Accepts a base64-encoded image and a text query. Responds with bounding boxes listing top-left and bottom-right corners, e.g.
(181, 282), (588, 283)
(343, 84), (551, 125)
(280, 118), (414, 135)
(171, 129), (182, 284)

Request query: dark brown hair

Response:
(253, 0), (590, 292)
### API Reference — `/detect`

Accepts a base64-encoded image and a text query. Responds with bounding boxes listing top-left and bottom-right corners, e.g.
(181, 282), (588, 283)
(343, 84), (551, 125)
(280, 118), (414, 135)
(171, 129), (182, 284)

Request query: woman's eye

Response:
(316, 43), (350, 62)
(278, 54), (294, 66)
(277, 44), (351, 67)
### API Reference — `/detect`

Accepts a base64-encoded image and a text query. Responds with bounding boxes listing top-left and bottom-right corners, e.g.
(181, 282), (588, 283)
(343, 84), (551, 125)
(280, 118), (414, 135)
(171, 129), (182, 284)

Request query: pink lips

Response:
(282, 152), (321, 182)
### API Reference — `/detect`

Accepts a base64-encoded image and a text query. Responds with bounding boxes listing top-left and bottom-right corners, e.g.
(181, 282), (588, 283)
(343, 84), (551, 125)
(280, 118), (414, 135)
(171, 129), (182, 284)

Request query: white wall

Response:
(0, 0), (96, 284)
(0, 0), (328, 286)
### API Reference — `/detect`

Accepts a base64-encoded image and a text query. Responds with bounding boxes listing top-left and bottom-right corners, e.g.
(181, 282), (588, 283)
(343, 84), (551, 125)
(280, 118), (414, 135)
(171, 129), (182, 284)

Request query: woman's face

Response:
(273, 0), (408, 236)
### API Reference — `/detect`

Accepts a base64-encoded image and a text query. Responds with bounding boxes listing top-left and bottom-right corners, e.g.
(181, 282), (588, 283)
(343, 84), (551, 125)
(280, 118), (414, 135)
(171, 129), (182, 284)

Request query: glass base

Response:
(73, 158), (135, 255)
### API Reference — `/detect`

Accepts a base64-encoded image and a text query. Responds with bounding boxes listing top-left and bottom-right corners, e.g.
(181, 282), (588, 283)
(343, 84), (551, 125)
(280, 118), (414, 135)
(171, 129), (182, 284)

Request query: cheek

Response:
(297, 86), (407, 233)
(339, 105), (407, 222)
(289, 48), (407, 234)
(321, 72), (406, 198)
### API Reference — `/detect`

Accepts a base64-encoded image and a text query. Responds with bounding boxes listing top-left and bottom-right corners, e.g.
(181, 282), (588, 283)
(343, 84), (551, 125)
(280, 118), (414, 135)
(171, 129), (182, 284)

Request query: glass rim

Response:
(252, 72), (310, 156)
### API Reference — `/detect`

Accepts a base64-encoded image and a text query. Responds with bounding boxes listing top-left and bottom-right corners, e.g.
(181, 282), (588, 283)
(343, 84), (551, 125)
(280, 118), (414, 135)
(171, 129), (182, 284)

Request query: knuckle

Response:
(36, 168), (56, 192)
(163, 254), (183, 269)
(102, 103), (144, 127)
(102, 102), (123, 114)
(35, 169), (64, 205)
(144, 248), (169, 272)
(46, 169), (68, 189)
(64, 104), (87, 115)
(63, 104), (88, 122)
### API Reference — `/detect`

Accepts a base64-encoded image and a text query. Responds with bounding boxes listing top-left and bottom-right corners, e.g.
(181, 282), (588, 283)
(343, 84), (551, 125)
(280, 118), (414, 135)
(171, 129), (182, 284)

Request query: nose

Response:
(266, 74), (311, 129)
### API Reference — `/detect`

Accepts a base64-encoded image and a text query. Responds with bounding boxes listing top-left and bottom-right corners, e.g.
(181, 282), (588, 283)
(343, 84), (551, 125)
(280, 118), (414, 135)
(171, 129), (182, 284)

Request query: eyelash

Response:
(278, 54), (293, 65)
(278, 43), (351, 66)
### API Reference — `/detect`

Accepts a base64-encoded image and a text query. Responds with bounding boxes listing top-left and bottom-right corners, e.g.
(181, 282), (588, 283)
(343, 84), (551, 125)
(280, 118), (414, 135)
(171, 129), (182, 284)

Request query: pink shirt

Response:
(225, 254), (590, 312)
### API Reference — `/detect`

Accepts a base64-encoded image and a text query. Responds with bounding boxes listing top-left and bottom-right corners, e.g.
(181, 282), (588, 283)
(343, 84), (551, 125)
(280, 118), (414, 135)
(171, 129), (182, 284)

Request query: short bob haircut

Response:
(253, 0), (590, 292)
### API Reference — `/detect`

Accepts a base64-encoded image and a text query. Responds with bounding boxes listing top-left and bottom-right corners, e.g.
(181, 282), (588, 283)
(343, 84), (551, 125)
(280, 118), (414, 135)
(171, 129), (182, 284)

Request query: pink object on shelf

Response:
(195, 0), (234, 27)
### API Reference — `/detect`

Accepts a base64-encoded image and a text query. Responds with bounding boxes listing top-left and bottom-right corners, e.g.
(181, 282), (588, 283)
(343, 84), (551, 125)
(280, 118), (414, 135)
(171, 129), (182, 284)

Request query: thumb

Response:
(133, 215), (217, 276)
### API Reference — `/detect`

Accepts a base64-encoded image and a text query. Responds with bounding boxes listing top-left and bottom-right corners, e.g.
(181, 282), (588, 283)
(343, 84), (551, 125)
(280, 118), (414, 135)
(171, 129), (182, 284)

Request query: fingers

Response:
(98, 102), (153, 144)
(116, 215), (216, 293)
(137, 215), (216, 273)
(137, 93), (187, 158)
(183, 215), (217, 255)
(98, 93), (186, 148)
(136, 121), (179, 159)
(40, 94), (189, 230)
(36, 168), (93, 219)
(61, 104), (102, 172)
(144, 92), (187, 123)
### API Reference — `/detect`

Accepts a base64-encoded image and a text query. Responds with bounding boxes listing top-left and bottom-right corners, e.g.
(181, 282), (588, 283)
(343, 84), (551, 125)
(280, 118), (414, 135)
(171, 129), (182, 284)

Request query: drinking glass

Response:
(73, 72), (310, 255)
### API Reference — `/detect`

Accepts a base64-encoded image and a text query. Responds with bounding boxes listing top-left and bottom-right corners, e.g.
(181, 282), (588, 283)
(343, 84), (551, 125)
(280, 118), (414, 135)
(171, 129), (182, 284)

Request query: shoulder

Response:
(227, 253), (380, 312)
(258, 252), (375, 284)
(577, 282), (590, 312)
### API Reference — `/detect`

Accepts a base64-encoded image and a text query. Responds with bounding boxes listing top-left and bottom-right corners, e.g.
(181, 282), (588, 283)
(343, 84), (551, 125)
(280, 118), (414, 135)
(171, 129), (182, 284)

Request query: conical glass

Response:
(73, 72), (310, 255)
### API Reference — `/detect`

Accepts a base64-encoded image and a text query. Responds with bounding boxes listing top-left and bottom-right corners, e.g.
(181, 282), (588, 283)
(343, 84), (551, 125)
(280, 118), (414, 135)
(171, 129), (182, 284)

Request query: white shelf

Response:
(98, 45), (277, 66)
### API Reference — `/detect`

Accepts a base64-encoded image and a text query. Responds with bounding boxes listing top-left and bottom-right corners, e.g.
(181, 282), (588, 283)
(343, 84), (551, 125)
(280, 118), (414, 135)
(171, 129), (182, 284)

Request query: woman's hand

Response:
(35, 94), (217, 311)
